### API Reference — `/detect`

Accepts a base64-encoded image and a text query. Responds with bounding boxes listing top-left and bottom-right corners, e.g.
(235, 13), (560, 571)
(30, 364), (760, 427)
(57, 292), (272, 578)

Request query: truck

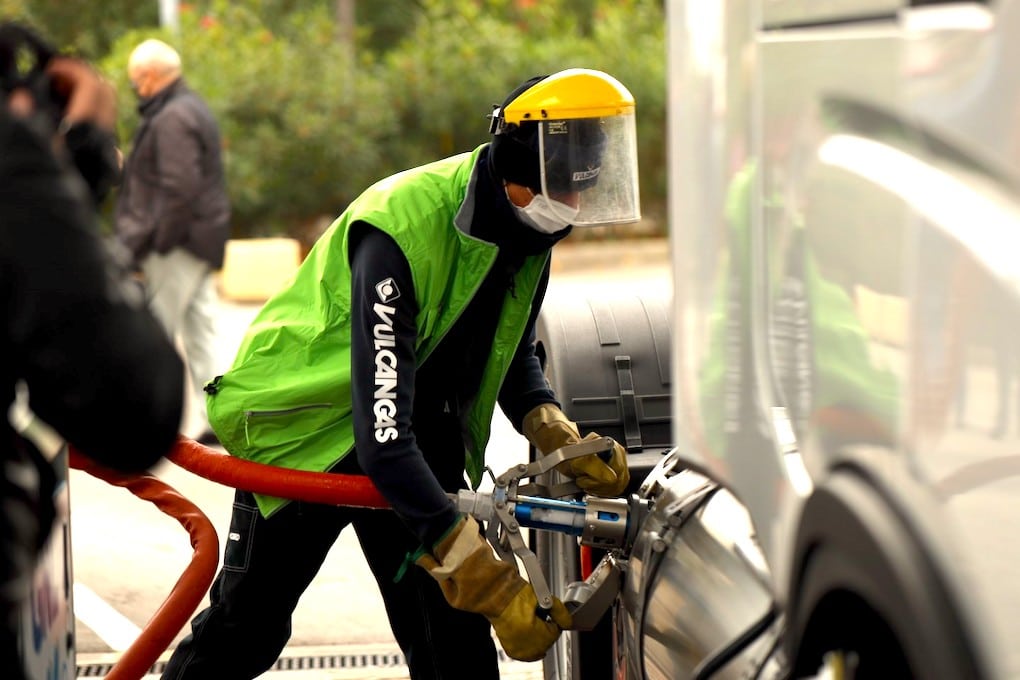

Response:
(534, 0), (1020, 678)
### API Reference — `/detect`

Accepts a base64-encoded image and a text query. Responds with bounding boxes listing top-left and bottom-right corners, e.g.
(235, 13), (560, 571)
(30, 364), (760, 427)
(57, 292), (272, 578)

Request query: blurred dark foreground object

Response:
(0, 21), (121, 205)
(1, 21), (186, 679)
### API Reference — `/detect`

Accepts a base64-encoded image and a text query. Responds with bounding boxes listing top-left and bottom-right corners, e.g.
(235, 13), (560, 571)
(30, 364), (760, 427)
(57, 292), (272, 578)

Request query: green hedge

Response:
(95, 0), (665, 244)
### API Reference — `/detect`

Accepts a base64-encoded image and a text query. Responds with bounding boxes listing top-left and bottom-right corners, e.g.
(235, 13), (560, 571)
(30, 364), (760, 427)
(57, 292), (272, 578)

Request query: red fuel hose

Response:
(166, 435), (391, 509)
(71, 438), (392, 678)
(68, 446), (219, 680)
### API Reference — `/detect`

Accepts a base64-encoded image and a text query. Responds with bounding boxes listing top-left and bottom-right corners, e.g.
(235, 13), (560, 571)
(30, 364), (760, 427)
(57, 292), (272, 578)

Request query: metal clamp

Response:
(451, 437), (615, 617)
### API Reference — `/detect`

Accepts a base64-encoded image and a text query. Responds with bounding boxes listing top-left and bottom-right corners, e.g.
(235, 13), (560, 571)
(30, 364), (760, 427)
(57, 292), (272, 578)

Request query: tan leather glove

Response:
(522, 403), (630, 497)
(416, 515), (572, 661)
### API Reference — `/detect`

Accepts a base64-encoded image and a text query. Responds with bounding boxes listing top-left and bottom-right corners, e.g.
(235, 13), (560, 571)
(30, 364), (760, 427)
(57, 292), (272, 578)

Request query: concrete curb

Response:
(550, 236), (669, 275)
(215, 237), (670, 304)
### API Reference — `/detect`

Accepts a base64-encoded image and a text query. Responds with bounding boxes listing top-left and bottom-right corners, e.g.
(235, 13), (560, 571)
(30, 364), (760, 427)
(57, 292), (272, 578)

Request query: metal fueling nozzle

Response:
(446, 439), (649, 630)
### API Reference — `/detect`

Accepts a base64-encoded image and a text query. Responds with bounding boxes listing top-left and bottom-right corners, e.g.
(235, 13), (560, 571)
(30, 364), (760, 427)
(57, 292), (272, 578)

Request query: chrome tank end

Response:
(619, 450), (785, 679)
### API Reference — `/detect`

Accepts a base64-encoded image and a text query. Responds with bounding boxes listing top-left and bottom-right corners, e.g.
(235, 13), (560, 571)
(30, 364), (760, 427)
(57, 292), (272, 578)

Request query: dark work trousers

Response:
(160, 489), (499, 680)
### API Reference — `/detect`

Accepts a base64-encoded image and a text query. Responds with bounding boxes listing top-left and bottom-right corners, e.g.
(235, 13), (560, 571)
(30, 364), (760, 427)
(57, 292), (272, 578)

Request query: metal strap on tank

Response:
(615, 355), (643, 451)
(589, 297), (644, 451)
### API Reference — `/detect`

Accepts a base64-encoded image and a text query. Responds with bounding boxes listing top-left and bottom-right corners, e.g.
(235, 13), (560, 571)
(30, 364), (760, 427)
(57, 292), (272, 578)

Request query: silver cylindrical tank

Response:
(619, 450), (784, 679)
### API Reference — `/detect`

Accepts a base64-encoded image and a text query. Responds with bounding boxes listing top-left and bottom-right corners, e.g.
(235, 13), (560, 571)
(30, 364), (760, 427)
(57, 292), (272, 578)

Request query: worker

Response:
(162, 68), (641, 680)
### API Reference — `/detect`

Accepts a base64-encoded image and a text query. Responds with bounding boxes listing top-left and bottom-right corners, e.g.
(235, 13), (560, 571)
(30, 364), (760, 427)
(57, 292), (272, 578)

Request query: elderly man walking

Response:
(115, 39), (230, 443)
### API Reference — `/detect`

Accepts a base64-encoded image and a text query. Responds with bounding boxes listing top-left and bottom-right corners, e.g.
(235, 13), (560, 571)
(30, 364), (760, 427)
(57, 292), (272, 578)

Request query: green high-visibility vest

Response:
(207, 145), (549, 516)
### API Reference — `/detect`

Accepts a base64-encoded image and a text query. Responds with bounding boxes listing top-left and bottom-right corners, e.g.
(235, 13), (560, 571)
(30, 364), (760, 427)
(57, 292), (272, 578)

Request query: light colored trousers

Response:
(142, 248), (219, 435)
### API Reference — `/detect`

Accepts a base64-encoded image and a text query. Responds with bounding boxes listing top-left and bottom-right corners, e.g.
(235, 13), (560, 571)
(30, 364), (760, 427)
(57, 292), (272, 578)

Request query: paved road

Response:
(68, 238), (671, 678)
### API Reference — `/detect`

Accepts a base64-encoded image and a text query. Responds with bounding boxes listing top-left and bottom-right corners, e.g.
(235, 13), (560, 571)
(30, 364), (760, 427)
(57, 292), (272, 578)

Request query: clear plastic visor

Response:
(538, 112), (641, 227)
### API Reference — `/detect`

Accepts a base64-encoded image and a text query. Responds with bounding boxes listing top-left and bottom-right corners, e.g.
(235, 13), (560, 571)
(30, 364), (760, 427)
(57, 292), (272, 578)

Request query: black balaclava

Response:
(488, 75), (548, 193)
(476, 145), (571, 259)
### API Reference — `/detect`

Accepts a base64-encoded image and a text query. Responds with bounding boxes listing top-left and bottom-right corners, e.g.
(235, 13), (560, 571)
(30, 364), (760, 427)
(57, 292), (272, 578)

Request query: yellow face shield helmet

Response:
(489, 68), (641, 227)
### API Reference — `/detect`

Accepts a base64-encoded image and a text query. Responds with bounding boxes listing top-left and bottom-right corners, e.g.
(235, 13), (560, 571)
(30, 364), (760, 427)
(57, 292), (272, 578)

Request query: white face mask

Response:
(509, 189), (579, 234)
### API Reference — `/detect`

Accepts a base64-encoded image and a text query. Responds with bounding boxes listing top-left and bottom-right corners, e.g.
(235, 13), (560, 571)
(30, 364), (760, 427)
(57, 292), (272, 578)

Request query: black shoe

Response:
(196, 429), (220, 446)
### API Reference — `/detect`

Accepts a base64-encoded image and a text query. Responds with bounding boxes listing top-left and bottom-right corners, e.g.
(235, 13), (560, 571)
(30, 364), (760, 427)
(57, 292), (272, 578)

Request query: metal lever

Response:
(450, 437), (617, 618)
(562, 553), (623, 631)
(513, 436), (615, 498)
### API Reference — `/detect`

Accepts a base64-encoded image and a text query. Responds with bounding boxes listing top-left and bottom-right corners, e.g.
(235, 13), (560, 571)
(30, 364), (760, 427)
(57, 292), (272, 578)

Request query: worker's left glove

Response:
(522, 403), (630, 497)
(415, 515), (572, 661)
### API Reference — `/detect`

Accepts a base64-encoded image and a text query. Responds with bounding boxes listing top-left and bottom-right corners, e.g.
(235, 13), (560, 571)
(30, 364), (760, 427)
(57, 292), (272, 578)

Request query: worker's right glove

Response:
(415, 514), (572, 661)
(522, 403), (630, 497)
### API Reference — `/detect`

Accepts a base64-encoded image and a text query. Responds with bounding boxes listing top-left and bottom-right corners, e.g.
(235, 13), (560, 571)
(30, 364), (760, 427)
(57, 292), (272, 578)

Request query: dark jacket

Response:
(1, 111), (185, 677)
(115, 78), (230, 269)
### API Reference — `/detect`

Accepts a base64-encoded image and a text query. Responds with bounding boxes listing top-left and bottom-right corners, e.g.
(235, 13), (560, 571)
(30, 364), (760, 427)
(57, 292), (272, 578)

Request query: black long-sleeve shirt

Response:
(347, 149), (567, 547)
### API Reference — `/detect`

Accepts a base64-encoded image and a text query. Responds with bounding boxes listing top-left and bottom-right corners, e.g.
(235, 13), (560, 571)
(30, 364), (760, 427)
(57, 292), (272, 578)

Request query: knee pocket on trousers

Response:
(223, 501), (258, 573)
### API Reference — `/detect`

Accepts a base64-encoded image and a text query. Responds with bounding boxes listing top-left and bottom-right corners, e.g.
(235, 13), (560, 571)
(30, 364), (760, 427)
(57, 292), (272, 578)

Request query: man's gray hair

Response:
(128, 38), (182, 76)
